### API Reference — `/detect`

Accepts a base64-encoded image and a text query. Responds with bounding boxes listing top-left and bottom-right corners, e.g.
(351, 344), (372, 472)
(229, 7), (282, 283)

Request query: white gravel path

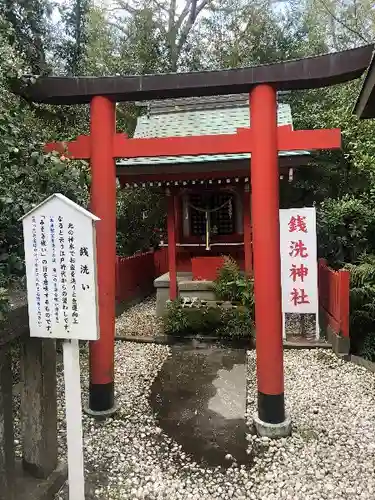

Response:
(49, 343), (375, 500)
(115, 297), (162, 337)
(247, 349), (375, 500)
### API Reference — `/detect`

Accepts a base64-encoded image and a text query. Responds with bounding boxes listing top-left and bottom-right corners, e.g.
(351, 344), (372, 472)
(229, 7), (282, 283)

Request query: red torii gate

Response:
(16, 44), (372, 435)
(45, 88), (340, 430)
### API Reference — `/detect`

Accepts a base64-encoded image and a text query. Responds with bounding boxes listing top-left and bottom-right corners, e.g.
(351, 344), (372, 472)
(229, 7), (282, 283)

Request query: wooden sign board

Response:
(21, 193), (99, 341)
(20, 193), (101, 500)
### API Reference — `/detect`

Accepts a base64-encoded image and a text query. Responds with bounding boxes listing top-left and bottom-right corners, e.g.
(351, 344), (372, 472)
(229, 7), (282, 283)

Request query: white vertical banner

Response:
(279, 207), (319, 339)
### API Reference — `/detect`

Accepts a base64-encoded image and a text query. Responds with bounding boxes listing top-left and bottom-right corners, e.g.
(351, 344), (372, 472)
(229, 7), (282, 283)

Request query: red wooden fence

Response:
(154, 246), (169, 276)
(318, 258), (350, 338)
(116, 251), (155, 302)
(116, 248), (169, 303)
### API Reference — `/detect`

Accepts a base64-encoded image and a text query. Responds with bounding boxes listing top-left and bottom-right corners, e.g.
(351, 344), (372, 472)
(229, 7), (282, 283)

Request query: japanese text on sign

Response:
(280, 208), (318, 315)
(22, 194), (99, 341)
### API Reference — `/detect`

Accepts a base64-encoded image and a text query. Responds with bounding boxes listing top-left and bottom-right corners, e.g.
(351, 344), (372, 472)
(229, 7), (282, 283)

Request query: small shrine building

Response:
(116, 94), (310, 313)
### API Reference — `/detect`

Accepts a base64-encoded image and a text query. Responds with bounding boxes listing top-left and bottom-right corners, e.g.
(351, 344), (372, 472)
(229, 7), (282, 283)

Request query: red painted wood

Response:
(115, 252), (155, 302)
(238, 125), (341, 151)
(191, 256), (226, 281)
(250, 85), (284, 397)
(318, 259), (350, 338)
(115, 248), (246, 299)
(277, 125), (341, 151)
(45, 126), (340, 163)
(340, 269), (350, 338)
(167, 193), (178, 300)
(154, 247), (169, 275)
(175, 196), (182, 243)
(44, 135), (90, 158)
(113, 132), (247, 158)
(46, 125), (341, 161)
(243, 189), (253, 276)
(89, 96), (116, 388)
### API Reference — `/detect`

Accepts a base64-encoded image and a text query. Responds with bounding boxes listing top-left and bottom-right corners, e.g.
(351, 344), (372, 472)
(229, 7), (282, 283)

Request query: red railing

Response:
(116, 248), (169, 302)
(318, 258), (350, 338)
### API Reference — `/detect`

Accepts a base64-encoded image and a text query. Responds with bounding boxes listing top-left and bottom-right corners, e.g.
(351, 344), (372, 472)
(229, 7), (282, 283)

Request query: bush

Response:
(213, 256), (255, 317)
(345, 254), (375, 361)
(217, 307), (255, 339)
(213, 256), (242, 302)
(162, 299), (254, 340)
(317, 195), (375, 268)
(163, 299), (190, 336)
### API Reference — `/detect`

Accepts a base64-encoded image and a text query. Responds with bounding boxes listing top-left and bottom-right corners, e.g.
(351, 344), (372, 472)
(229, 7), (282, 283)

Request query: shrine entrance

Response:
(15, 44), (373, 435)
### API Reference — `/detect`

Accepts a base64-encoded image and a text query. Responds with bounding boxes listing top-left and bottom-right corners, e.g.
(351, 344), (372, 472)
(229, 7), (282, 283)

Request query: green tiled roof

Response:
(117, 99), (309, 166)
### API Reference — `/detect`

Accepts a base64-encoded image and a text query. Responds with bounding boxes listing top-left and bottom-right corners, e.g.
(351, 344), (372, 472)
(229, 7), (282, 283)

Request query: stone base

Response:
(179, 280), (216, 302)
(84, 402), (118, 419)
(326, 325), (350, 356)
(154, 272), (216, 316)
(253, 412), (292, 438)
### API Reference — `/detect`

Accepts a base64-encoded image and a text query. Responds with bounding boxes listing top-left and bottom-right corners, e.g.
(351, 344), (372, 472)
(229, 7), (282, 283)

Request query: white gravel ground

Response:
(48, 343), (375, 500)
(115, 297), (161, 337)
(247, 349), (375, 500)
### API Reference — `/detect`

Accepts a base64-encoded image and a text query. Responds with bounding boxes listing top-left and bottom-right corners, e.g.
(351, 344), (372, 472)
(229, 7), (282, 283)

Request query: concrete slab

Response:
(150, 345), (249, 467)
(154, 272), (192, 288)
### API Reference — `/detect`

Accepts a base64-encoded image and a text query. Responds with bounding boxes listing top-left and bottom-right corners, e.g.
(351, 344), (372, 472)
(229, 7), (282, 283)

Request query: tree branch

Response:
(176, 0), (193, 32)
(151, 0), (169, 14)
(177, 0), (212, 54)
(114, 1), (137, 15)
(168, 0), (177, 33)
(318, 0), (370, 45)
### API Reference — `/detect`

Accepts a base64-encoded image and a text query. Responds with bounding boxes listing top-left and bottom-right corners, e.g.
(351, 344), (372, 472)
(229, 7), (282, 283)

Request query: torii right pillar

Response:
(250, 84), (291, 437)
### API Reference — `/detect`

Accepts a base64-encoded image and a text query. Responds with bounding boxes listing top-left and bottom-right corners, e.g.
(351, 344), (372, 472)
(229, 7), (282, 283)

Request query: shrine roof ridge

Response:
(135, 92), (291, 114)
(14, 45), (374, 105)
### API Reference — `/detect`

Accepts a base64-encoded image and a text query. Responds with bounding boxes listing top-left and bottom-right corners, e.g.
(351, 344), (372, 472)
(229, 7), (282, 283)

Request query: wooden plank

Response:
(21, 337), (58, 479)
(0, 304), (29, 347)
(0, 344), (15, 500)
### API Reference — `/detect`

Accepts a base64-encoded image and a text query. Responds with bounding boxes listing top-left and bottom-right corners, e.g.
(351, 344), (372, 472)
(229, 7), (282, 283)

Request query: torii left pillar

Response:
(88, 96), (117, 416)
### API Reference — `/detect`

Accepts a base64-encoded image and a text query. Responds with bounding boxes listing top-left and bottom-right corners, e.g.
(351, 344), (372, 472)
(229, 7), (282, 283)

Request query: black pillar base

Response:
(257, 392), (285, 424)
(88, 382), (115, 413)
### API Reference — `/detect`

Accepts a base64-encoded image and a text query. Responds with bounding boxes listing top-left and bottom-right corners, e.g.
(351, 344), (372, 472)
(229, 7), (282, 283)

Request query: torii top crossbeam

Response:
(15, 44), (373, 105)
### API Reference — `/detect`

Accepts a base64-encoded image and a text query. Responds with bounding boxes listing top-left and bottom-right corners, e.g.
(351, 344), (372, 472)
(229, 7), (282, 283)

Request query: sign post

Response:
(20, 193), (100, 500)
(279, 207), (319, 339)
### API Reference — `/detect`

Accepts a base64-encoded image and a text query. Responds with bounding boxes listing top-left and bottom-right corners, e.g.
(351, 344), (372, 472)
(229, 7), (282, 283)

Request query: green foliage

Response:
(213, 257), (255, 316)
(217, 307), (255, 339)
(116, 188), (165, 256)
(162, 299), (254, 340)
(358, 333), (375, 363)
(345, 254), (375, 361)
(213, 256), (241, 301)
(1, 0), (53, 74)
(317, 195), (375, 268)
(163, 299), (190, 336)
(0, 288), (10, 322)
(56, 0), (91, 75)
